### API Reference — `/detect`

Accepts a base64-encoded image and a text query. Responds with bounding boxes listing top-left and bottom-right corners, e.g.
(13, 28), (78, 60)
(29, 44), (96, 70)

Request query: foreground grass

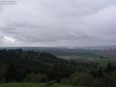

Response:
(0, 82), (83, 87)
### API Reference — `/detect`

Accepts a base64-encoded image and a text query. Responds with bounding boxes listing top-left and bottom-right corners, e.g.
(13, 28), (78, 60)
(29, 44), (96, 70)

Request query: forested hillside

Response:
(0, 49), (116, 87)
(0, 49), (97, 82)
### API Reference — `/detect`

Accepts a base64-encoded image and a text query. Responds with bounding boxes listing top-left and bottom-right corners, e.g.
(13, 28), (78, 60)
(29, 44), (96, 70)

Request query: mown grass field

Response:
(53, 53), (106, 58)
(53, 53), (99, 57)
(53, 53), (116, 65)
(0, 82), (82, 87)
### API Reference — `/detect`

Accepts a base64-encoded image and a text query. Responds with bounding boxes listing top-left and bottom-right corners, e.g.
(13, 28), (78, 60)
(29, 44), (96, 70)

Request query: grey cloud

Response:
(43, 0), (116, 18)
(9, 22), (42, 28)
(0, 27), (17, 34)
(0, 0), (116, 47)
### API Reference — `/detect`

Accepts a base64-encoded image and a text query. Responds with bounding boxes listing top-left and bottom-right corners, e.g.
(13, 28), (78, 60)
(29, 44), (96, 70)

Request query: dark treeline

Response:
(0, 49), (116, 87)
(62, 62), (116, 87)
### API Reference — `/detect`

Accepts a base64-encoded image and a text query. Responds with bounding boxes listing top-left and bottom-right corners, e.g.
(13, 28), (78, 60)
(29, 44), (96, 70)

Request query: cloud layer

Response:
(0, 0), (116, 47)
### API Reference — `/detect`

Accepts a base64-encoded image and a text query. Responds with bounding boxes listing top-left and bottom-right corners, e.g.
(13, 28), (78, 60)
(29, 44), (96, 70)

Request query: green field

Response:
(53, 53), (105, 58)
(54, 53), (95, 56)
(53, 53), (116, 65)
(0, 82), (82, 87)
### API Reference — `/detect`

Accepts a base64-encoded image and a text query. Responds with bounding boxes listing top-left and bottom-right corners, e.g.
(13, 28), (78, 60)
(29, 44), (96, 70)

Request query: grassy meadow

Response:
(53, 53), (116, 65)
(0, 82), (82, 87)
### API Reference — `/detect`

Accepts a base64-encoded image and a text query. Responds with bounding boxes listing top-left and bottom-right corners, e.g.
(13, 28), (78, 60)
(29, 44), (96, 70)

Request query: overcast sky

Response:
(0, 0), (116, 47)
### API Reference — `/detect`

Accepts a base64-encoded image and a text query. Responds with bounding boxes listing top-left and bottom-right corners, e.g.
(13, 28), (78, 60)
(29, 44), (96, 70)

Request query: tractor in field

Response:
(45, 81), (54, 86)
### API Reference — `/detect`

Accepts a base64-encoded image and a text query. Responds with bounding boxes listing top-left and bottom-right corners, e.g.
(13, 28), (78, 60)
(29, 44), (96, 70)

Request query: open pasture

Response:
(54, 53), (99, 57)
(54, 53), (116, 65)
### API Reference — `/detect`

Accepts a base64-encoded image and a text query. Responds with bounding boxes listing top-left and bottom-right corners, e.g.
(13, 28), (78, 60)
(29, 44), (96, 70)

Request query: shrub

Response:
(68, 72), (94, 86)
(25, 72), (36, 82)
(31, 73), (48, 82)
(60, 78), (70, 84)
